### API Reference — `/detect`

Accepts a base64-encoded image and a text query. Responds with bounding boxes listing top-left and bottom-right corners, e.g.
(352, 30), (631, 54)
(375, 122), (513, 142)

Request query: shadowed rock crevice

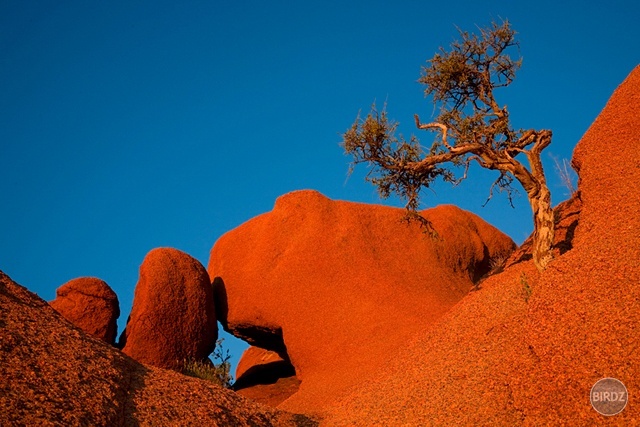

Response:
(234, 360), (297, 390)
(233, 346), (301, 408)
(232, 324), (289, 358)
(107, 353), (147, 427)
(471, 244), (493, 283)
(214, 276), (290, 358)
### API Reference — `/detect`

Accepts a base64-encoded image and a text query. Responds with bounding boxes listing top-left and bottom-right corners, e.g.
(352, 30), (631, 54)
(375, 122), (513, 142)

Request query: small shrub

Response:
(520, 272), (532, 302)
(182, 339), (233, 388)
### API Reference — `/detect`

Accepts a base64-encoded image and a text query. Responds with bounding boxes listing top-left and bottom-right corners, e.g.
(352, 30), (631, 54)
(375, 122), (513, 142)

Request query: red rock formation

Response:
(49, 277), (120, 344)
(0, 271), (315, 426)
(209, 191), (515, 414)
(234, 347), (300, 408)
(325, 66), (640, 425)
(120, 247), (218, 370)
(236, 347), (290, 380)
(522, 65), (640, 423)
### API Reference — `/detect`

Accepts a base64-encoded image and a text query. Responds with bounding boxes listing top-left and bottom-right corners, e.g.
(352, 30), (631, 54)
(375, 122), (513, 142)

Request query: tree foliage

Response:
(343, 106), (457, 213)
(342, 20), (555, 270)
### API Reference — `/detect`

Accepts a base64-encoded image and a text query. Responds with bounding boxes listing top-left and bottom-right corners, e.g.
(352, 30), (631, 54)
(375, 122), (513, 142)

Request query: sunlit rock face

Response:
(120, 247), (217, 370)
(209, 189), (515, 414)
(50, 277), (120, 344)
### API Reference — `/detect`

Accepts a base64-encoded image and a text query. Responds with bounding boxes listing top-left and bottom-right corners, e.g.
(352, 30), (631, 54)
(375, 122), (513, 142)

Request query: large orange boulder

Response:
(119, 247), (217, 370)
(49, 277), (120, 344)
(208, 190), (515, 414)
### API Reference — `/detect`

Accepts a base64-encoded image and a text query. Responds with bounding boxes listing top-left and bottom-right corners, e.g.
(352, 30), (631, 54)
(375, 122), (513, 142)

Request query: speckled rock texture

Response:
(0, 271), (318, 426)
(119, 247), (218, 370)
(49, 277), (120, 345)
(323, 66), (640, 425)
(209, 191), (516, 416)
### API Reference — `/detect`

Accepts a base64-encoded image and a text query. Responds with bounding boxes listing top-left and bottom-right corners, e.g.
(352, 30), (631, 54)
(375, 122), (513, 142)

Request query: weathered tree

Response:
(342, 20), (554, 271)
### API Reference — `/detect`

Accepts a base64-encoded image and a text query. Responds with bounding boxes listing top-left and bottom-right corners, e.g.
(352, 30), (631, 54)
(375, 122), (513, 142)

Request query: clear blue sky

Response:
(2, 1), (638, 374)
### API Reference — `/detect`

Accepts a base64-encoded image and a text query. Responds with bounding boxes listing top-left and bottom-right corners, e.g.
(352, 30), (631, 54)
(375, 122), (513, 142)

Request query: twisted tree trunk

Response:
(526, 131), (554, 271)
(528, 182), (555, 270)
(409, 118), (555, 271)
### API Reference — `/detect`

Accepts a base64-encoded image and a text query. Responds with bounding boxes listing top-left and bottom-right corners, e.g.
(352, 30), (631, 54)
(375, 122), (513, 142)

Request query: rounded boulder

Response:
(49, 277), (120, 344)
(120, 247), (217, 370)
(49, 277), (120, 345)
(209, 189), (516, 413)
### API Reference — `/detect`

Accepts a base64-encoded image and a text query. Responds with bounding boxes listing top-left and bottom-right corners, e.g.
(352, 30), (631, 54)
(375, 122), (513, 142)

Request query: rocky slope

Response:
(0, 271), (316, 426)
(323, 65), (640, 426)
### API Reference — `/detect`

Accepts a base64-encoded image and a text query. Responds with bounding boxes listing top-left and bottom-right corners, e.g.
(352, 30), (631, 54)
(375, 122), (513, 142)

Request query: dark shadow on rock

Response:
(234, 359), (297, 391)
(232, 324), (289, 358)
(213, 276), (288, 357)
(233, 357), (302, 408)
(109, 354), (148, 426)
(556, 218), (579, 254)
(473, 244), (493, 283)
(212, 276), (229, 328)
(553, 196), (581, 255)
